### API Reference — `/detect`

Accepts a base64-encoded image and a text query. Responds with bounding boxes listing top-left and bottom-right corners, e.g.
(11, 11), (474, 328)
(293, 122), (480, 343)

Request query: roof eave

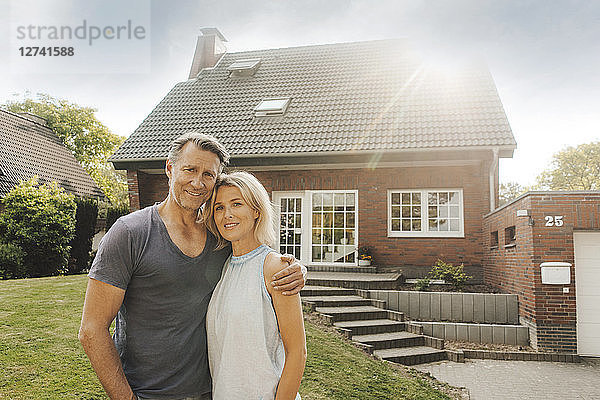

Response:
(111, 144), (515, 170)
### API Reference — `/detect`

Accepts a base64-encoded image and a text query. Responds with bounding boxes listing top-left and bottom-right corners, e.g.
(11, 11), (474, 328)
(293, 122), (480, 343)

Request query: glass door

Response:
(278, 196), (303, 260)
(310, 191), (357, 264)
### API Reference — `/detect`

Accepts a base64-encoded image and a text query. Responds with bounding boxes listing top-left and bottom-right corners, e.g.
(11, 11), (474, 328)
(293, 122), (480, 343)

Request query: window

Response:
(254, 98), (291, 116)
(227, 59), (261, 71)
(388, 189), (464, 237)
(227, 59), (261, 76)
(504, 226), (516, 247)
(490, 231), (499, 248)
(311, 191), (357, 264)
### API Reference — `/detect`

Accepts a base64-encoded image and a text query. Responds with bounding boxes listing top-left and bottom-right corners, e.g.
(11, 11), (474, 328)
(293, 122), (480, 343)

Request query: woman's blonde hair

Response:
(204, 171), (276, 250)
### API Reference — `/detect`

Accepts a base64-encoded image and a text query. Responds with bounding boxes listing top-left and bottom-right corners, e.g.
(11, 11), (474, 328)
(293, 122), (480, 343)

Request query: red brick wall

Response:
(139, 171), (168, 208)
(127, 170), (141, 211)
(127, 171), (168, 211)
(483, 196), (536, 320)
(484, 192), (600, 352)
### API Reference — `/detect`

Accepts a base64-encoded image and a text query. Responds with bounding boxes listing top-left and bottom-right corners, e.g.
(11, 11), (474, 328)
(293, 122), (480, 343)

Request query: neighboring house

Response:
(111, 29), (516, 279)
(0, 109), (104, 199)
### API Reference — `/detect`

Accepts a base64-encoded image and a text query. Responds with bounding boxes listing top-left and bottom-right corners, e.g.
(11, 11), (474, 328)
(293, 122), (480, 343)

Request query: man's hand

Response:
(271, 254), (307, 295)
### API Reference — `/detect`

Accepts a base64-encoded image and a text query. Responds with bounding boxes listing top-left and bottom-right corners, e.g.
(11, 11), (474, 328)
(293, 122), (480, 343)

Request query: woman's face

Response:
(213, 185), (259, 246)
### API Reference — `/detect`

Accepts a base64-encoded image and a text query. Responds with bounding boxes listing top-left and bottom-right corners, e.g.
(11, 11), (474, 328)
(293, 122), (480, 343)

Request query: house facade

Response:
(111, 29), (516, 280)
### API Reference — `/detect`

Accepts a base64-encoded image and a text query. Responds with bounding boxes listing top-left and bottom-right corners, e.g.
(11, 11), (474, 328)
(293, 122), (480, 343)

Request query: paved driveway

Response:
(415, 358), (600, 400)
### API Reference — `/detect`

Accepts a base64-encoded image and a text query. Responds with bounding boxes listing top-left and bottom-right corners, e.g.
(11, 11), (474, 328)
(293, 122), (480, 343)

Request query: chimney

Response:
(188, 28), (227, 79)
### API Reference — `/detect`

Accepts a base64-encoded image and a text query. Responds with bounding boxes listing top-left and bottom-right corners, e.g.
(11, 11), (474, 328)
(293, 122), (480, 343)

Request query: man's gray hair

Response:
(168, 132), (230, 170)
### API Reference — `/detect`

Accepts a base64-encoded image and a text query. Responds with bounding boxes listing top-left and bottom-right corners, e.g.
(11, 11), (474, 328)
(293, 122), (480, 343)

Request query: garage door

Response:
(574, 232), (600, 356)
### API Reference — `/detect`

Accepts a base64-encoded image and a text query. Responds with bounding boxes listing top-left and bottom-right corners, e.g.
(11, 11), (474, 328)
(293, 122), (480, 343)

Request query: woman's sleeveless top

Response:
(206, 244), (300, 399)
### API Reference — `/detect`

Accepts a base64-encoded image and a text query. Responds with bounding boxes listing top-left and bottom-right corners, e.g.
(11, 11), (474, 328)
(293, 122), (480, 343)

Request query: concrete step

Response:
(301, 285), (356, 297)
(307, 265), (378, 273)
(315, 305), (389, 323)
(307, 272), (403, 290)
(352, 331), (425, 350)
(334, 319), (406, 336)
(302, 295), (385, 308)
(374, 346), (447, 366)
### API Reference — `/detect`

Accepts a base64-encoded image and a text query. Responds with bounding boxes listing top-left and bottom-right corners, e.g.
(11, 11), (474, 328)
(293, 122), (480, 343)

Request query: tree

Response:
(68, 198), (99, 275)
(4, 93), (128, 206)
(536, 142), (600, 190)
(499, 181), (531, 206)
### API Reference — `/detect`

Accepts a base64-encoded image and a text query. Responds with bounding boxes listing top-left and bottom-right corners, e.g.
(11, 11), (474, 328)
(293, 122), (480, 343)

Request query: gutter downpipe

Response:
(489, 148), (499, 211)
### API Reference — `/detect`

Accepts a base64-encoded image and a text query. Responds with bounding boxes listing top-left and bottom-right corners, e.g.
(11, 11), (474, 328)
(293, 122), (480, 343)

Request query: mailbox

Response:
(540, 262), (571, 285)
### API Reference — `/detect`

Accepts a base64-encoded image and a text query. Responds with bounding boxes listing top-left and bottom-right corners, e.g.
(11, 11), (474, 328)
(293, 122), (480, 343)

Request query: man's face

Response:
(166, 142), (221, 212)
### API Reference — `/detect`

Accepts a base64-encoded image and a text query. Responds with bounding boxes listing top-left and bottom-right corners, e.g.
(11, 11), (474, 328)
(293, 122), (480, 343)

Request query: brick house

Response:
(0, 109), (103, 199)
(112, 30), (600, 356)
(110, 29), (516, 280)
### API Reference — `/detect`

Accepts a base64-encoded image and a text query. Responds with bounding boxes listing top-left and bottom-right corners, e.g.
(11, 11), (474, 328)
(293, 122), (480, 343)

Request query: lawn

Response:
(0, 275), (456, 399)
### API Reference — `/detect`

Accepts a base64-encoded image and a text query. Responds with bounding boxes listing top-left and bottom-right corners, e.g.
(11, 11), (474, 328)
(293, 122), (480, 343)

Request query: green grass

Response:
(0, 275), (105, 399)
(0, 275), (454, 399)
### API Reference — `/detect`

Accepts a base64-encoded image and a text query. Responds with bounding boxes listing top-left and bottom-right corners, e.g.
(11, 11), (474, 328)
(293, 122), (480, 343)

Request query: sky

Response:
(1, 0), (598, 186)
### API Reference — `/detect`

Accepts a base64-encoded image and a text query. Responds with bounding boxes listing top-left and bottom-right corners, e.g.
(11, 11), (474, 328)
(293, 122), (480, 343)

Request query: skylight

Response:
(228, 59), (261, 71)
(228, 59), (261, 76)
(254, 98), (291, 116)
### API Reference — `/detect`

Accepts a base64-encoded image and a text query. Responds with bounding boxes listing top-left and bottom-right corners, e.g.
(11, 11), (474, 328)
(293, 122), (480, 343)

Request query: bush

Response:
(428, 259), (472, 291)
(0, 241), (25, 279)
(68, 197), (98, 274)
(414, 277), (431, 291)
(0, 177), (76, 278)
(106, 204), (129, 231)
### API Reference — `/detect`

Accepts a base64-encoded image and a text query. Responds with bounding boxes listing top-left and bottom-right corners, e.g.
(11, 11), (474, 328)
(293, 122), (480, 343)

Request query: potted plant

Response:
(358, 246), (372, 266)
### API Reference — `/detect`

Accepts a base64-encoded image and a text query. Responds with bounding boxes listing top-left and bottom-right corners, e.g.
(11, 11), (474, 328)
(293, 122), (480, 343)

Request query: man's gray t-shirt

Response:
(89, 205), (231, 399)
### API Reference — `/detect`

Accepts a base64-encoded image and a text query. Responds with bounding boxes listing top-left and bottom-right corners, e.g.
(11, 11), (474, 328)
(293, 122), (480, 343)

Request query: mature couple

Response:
(79, 132), (307, 399)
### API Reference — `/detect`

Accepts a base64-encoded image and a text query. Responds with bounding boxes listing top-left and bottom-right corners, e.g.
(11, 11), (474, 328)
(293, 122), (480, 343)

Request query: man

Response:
(79, 132), (306, 400)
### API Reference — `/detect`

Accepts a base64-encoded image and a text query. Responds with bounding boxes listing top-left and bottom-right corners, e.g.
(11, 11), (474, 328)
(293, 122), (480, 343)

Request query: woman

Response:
(204, 171), (306, 400)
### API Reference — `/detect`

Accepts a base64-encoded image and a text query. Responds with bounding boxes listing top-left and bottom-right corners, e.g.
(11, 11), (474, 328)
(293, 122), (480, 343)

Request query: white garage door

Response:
(574, 232), (600, 356)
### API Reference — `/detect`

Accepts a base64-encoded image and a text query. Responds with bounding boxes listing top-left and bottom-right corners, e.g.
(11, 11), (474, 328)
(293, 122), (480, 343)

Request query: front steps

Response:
(374, 346), (447, 366)
(308, 265), (378, 274)
(307, 271), (403, 290)
(334, 319), (407, 336)
(302, 294), (386, 308)
(302, 285), (450, 366)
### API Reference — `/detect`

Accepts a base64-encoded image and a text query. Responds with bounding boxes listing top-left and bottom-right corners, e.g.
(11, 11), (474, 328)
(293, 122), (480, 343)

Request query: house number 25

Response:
(545, 216), (564, 226)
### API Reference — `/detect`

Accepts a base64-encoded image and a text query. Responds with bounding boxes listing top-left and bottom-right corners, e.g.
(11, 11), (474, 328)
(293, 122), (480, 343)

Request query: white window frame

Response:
(227, 58), (261, 71)
(254, 98), (291, 116)
(272, 191), (311, 263)
(308, 189), (359, 266)
(387, 189), (464, 238)
(272, 190), (359, 265)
